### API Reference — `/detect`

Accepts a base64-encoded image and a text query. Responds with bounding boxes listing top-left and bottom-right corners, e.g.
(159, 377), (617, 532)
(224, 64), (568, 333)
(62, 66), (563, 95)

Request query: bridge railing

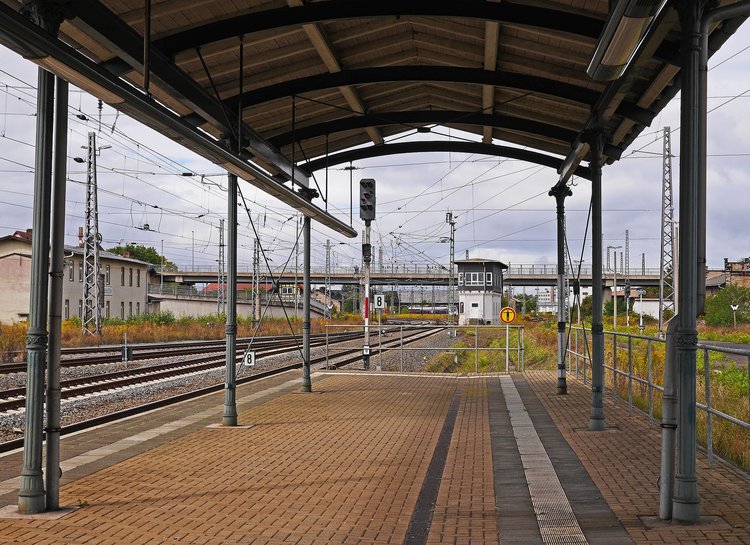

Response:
(170, 262), (662, 277)
(566, 326), (750, 470)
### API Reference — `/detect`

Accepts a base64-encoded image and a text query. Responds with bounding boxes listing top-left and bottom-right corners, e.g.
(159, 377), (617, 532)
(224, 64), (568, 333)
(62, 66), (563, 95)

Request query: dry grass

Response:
(1, 315), (363, 358)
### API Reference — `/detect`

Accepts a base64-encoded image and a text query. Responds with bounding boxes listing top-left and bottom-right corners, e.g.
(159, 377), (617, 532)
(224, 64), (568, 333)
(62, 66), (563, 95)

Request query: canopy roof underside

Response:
(0, 0), (746, 228)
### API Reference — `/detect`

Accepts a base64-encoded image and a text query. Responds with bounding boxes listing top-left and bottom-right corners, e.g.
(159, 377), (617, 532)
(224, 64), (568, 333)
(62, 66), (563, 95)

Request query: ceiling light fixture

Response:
(587, 0), (666, 81)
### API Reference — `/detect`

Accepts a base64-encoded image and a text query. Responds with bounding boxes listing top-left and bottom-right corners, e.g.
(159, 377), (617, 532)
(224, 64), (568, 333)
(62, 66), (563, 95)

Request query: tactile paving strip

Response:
(500, 376), (589, 545)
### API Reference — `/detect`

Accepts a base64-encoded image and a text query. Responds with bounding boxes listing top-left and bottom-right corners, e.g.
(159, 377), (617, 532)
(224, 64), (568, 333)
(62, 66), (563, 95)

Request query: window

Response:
(128, 302), (133, 318)
(68, 261), (74, 281)
(128, 268), (133, 287)
(471, 302), (479, 307)
(136, 302), (140, 315)
(486, 272), (493, 286)
(136, 269), (141, 287)
(105, 265), (110, 285)
(120, 267), (125, 286)
(459, 302), (464, 314)
(120, 302), (125, 319)
(64, 299), (69, 320)
(79, 262), (84, 282)
(458, 273), (464, 286)
(469, 272), (480, 285)
(78, 300), (83, 318)
(105, 301), (110, 319)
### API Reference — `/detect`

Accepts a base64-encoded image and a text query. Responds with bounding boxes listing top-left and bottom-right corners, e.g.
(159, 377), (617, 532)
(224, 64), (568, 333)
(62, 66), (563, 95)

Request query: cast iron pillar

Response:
(583, 129), (607, 431)
(550, 182), (572, 395)
(18, 67), (55, 514)
(671, 0), (709, 523)
(299, 188), (316, 391)
(223, 171), (238, 426)
(45, 76), (68, 511)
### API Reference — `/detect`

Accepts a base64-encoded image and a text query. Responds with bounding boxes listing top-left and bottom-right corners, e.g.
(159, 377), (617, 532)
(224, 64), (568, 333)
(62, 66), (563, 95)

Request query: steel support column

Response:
(302, 214), (312, 392)
(583, 129), (606, 431)
(45, 76), (68, 511)
(18, 67), (55, 514)
(671, 0), (709, 523)
(223, 172), (238, 426)
(550, 183), (572, 395)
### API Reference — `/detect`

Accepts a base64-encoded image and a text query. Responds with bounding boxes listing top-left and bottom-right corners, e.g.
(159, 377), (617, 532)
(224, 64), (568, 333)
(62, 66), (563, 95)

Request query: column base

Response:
(673, 477), (700, 523)
(589, 409), (606, 431)
(17, 473), (45, 514)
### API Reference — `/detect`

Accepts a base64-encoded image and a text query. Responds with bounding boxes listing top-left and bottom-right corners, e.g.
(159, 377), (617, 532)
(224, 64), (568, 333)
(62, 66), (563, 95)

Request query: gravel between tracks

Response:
(0, 328), (452, 444)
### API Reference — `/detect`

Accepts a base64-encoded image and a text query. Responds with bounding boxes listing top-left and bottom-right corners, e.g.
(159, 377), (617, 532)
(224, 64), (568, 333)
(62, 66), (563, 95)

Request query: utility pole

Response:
(625, 229), (631, 326)
(659, 126), (676, 336)
(294, 214), (299, 320)
(446, 212), (456, 336)
(218, 218), (226, 315)
(253, 237), (260, 321)
(82, 131), (103, 336)
(325, 239), (332, 319)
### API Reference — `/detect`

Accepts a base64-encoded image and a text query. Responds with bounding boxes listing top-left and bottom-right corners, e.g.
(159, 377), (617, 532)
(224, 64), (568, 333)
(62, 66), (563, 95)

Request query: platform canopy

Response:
(0, 0), (746, 234)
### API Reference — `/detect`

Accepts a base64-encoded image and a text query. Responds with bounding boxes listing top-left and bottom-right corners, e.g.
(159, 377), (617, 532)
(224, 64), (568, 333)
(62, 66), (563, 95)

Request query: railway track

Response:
(0, 327), (443, 452)
(0, 331), (364, 374)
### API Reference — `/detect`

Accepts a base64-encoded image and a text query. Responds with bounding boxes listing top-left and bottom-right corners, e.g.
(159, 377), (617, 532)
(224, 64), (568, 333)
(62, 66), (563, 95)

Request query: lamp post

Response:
(608, 245), (622, 329)
(637, 289), (646, 332)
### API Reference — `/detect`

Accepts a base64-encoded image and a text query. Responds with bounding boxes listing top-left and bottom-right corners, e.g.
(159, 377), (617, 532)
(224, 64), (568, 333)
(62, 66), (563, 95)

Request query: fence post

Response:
(647, 339), (653, 427)
(325, 326), (329, 369)
(521, 327), (525, 371)
(475, 326), (479, 374)
(628, 336), (633, 414)
(704, 347), (713, 468)
(583, 329), (588, 386)
(400, 325), (404, 372)
(516, 326), (520, 370)
(575, 328), (579, 380)
(612, 332), (617, 403)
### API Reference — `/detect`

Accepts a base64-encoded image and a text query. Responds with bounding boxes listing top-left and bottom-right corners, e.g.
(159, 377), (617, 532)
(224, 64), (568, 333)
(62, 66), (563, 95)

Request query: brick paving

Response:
(0, 370), (747, 544)
(524, 370), (750, 545)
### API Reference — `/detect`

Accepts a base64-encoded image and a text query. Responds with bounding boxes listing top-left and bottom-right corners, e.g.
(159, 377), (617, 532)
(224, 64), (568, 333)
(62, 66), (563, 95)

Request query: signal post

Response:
(360, 179), (376, 369)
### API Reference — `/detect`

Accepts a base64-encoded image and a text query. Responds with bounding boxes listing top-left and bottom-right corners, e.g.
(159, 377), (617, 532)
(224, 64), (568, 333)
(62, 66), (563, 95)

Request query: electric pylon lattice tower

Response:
(82, 132), (102, 336)
(658, 126), (676, 335)
(217, 218), (226, 315)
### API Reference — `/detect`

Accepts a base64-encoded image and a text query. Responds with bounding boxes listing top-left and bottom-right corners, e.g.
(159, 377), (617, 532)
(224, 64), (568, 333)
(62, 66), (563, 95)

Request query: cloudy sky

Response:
(1, 27), (748, 279)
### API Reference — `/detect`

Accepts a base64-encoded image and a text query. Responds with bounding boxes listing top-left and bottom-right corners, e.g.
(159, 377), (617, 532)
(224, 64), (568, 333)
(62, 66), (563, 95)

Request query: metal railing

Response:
(170, 262), (663, 278)
(566, 326), (750, 468)
(324, 324), (525, 373)
(147, 284), (327, 313)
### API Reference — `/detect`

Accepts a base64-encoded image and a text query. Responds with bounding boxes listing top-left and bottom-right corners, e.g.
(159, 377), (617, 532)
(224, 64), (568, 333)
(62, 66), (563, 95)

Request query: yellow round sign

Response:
(500, 307), (517, 324)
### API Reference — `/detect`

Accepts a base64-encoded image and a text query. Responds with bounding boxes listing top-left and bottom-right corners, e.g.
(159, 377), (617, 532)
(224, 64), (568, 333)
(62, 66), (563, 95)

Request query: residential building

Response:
(0, 230), (150, 323)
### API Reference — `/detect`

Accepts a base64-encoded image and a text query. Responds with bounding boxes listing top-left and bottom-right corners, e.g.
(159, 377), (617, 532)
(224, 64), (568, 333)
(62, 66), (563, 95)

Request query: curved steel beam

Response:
(227, 66), (600, 110)
(301, 141), (592, 180)
(268, 110), (624, 158)
(269, 111), (577, 147)
(155, 1), (602, 57)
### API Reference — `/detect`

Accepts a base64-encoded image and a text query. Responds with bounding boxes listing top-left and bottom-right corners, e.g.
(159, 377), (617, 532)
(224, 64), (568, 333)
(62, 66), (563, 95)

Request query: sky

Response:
(0, 27), (749, 279)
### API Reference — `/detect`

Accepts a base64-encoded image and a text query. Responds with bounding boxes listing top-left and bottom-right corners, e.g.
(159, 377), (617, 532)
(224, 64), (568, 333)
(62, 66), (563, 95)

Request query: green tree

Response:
(704, 284), (750, 326)
(108, 244), (177, 271)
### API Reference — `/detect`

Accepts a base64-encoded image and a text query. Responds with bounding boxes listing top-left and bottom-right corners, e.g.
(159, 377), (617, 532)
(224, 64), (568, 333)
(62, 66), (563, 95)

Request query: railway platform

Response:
(0, 369), (748, 545)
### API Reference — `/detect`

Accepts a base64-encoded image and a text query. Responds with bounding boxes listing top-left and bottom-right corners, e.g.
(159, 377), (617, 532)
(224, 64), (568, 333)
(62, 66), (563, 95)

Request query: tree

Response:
(108, 244), (177, 271)
(704, 284), (750, 326)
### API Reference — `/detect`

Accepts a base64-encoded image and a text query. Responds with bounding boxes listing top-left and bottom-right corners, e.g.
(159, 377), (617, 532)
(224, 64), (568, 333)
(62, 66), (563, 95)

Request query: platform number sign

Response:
(500, 307), (517, 324)
(373, 294), (385, 309)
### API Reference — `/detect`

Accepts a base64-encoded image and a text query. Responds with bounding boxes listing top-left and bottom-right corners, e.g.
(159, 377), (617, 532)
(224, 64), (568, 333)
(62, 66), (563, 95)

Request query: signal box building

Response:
(456, 258), (508, 325)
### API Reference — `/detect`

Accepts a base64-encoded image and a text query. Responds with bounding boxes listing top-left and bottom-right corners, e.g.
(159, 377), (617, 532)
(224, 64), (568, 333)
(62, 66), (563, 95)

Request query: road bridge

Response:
(162, 264), (663, 288)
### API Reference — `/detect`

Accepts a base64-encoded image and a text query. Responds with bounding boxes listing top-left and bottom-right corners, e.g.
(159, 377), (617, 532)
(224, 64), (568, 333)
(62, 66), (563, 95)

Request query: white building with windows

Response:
(456, 258), (508, 325)
(0, 230), (150, 323)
